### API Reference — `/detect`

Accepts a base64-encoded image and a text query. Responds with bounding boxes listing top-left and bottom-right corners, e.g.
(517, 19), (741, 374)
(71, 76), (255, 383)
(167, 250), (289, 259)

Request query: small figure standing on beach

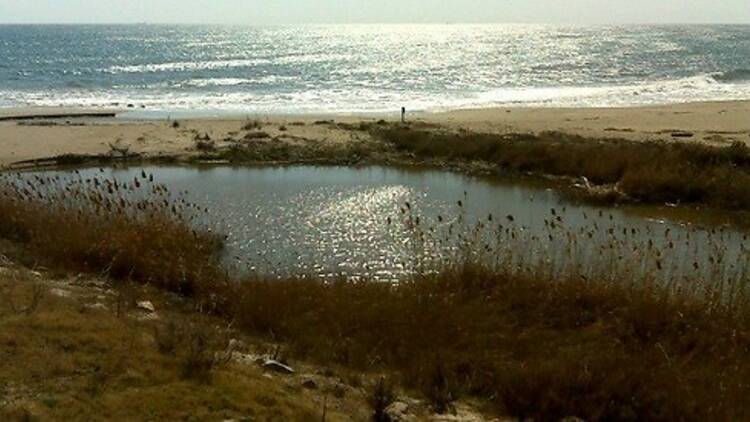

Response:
(401, 106), (406, 123)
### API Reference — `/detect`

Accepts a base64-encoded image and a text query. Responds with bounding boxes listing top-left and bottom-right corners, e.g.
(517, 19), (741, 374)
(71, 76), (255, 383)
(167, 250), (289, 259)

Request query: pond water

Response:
(25, 165), (750, 292)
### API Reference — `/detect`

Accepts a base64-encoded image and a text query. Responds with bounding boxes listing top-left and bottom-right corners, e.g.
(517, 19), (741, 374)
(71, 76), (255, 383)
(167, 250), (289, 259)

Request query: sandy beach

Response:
(0, 100), (748, 168)
(430, 100), (750, 142)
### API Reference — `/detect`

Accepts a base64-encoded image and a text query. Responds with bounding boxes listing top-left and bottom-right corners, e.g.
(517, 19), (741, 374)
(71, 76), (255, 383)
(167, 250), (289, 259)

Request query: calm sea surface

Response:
(1, 24), (749, 114)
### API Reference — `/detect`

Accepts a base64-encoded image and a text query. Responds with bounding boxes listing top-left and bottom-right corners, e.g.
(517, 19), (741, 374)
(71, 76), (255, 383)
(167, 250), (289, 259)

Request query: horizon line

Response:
(0, 21), (748, 26)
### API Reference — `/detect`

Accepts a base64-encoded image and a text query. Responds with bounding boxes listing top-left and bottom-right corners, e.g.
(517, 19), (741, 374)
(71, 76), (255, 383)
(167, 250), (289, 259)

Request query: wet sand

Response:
(0, 100), (748, 167)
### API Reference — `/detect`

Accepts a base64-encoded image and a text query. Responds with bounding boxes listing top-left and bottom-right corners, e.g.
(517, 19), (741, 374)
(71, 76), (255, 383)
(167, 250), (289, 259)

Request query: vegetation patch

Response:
(372, 125), (750, 210)
(0, 270), (351, 421)
(0, 171), (224, 297)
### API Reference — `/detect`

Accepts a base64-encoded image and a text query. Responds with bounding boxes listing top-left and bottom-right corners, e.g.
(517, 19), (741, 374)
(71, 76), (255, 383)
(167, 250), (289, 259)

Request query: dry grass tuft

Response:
(155, 318), (232, 383)
(242, 119), (262, 131)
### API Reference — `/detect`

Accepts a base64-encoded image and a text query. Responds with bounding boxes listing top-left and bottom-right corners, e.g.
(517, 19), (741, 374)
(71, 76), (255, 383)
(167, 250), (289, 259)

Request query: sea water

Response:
(1, 24), (749, 114)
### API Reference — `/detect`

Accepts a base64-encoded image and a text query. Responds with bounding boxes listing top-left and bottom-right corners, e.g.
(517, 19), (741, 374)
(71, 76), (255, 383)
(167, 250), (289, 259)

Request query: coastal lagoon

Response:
(18, 165), (749, 292)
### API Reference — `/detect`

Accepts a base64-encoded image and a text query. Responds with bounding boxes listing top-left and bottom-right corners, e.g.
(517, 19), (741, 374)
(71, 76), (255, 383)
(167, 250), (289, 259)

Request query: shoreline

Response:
(3, 98), (750, 117)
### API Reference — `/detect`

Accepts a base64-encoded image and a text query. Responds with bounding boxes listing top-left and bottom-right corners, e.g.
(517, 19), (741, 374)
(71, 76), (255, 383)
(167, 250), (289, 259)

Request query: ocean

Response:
(1, 24), (749, 114)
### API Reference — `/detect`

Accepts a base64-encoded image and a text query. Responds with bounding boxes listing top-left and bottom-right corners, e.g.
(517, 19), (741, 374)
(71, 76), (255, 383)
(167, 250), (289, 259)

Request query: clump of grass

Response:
(180, 321), (231, 383)
(195, 138), (216, 152)
(220, 143), (293, 162)
(154, 318), (232, 383)
(242, 119), (262, 131)
(372, 126), (750, 210)
(243, 131), (270, 141)
(337, 121), (374, 131)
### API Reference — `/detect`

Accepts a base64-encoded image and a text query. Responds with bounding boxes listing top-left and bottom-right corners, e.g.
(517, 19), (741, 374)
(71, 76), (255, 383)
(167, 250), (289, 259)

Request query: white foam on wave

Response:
(106, 59), (270, 74)
(466, 74), (750, 109)
(182, 78), (254, 88)
(3, 74), (750, 115)
(179, 75), (294, 88)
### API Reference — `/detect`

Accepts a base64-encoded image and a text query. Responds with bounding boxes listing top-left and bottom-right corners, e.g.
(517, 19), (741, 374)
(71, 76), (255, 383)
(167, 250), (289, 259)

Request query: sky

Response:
(0, 0), (749, 24)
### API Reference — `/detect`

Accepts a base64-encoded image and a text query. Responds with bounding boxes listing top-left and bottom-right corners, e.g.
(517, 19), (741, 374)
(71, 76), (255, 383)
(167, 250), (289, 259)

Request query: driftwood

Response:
(0, 112), (116, 122)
